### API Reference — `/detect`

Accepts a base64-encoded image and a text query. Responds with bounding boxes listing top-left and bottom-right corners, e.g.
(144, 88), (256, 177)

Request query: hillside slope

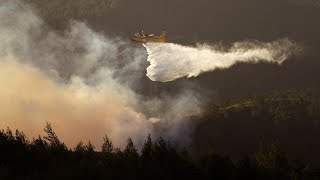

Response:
(192, 90), (320, 166)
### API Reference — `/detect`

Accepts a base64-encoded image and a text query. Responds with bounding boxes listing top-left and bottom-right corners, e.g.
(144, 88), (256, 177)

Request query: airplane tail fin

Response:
(160, 31), (166, 38)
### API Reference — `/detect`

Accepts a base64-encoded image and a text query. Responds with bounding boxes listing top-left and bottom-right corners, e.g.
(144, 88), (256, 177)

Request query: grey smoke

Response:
(0, 0), (202, 149)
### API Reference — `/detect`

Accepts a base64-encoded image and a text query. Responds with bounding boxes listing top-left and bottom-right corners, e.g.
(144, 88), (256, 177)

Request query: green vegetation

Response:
(22, 0), (119, 28)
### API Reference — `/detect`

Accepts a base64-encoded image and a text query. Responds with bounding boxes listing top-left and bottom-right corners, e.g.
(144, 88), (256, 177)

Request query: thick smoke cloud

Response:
(0, 54), (153, 149)
(0, 0), (202, 149)
(144, 40), (300, 82)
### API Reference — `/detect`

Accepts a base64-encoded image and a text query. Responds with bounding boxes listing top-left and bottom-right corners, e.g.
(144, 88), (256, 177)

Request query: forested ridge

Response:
(1, 90), (320, 179)
(192, 90), (320, 169)
(200, 90), (320, 128)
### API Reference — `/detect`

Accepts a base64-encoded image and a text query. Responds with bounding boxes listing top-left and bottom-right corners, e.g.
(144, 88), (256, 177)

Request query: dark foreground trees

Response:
(0, 123), (318, 179)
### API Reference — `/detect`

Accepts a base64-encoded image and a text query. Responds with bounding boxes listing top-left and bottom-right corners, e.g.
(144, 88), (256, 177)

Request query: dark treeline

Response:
(192, 90), (320, 168)
(0, 121), (319, 179)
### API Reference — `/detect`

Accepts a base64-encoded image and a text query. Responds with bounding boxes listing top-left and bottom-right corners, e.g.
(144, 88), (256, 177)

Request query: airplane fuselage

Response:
(131, 31), (166, 43)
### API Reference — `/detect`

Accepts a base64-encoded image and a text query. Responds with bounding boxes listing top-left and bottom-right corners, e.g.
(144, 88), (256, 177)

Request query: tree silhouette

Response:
(43, 122), (59, 146)
(0, 124), (316, 179)
(15, 130), (28, 146)
(141, 134), (153, 161)
(5, 127), (14, 143)
(43, 122), (66, 151)
(102, 135), (114, 153)
(154, 137), (168, 160)
(30, 135), (48, 151)
(85, 141), (95, 153)
(124, 138), (138, 160)
(75, 141), (86, 152)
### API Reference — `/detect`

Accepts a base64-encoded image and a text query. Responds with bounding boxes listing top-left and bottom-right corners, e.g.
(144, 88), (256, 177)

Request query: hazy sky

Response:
(84, 0), (320, 101)
(91, 0), (320, 44)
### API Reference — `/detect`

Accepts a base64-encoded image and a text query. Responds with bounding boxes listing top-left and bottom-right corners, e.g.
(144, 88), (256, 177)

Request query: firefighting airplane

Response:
(131, 30), (166, 43)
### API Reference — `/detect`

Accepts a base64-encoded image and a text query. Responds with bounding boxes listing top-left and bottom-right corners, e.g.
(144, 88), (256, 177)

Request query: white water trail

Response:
(144, 39), (299, 82)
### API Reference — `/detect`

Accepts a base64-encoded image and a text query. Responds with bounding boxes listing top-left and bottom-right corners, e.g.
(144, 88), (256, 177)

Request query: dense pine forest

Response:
(1, 90), (320, 179)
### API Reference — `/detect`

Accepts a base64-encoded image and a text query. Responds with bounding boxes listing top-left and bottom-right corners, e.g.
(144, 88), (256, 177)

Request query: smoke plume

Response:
(0, 0), (153, 149)
(144, 40), (300, 82)
(0, 0), (203, 149)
